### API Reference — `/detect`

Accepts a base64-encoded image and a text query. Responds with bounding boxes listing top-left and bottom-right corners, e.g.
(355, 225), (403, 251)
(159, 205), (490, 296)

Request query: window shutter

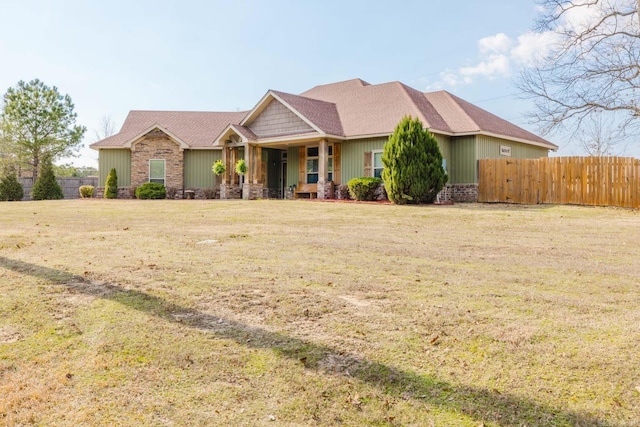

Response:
(363, 151), (372, 177)
(333, 143), (341, 184)
(298, 147), (306, 184)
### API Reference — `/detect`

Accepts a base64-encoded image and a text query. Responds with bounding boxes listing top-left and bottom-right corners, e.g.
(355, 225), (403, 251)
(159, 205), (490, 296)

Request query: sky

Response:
(1, 0), (627, 167)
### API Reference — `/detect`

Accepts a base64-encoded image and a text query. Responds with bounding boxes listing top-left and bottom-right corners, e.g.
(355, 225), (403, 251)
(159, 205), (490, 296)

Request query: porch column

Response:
(318, 139), (328, 199)
(242, 143), (264, 200)
(253, 146), (262, 185)
(222, 146), (229, 185)
(230, 147), (237, 185)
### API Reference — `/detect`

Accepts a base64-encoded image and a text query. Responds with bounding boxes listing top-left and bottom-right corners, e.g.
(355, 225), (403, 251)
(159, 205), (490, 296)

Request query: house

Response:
(90, 78), (557, 201)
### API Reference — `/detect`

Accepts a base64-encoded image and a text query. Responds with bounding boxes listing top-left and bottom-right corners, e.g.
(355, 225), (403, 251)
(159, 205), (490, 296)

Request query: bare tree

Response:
(94, 115), (118, 141)
(576, 111), (627, 155)
(517, 0), (640, 140)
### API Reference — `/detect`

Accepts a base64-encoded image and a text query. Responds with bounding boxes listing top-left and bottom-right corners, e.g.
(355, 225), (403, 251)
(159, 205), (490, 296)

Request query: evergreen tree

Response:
(31, 153), (63, 200)
(104, 168), (118, 198)
(0, 163), (24, 201)
(1, 79), (86, 180)
(382, 116), (447, 204)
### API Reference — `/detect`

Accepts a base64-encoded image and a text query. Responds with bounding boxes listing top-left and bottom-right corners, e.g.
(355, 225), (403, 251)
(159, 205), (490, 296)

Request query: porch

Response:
(218, 139), (341, 200)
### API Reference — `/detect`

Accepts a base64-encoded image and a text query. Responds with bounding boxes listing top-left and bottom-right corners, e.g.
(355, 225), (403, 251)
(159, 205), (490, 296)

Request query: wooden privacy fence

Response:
(478, 157), (640, 209)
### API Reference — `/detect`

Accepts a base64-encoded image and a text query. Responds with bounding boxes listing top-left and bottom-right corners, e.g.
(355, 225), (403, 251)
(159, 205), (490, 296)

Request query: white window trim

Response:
(372, 150), (383, 178)
(306, 144), (335, 183)
(149, 159), (166, 184)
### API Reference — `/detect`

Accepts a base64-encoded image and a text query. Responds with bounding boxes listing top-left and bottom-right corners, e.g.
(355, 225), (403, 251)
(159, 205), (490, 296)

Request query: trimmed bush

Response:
(347, 177), (383, 201)
(78, 185), (95, 198)
(0, 165), (24, 201)
(32, 153), (63, 200)
(135, 182), (166, 199)
(382, 116), (447, 204)
(104, 168), (118, 199)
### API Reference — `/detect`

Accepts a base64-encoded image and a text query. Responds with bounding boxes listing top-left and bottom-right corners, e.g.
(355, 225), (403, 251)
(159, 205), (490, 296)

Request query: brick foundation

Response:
(439, 184), (478, 202)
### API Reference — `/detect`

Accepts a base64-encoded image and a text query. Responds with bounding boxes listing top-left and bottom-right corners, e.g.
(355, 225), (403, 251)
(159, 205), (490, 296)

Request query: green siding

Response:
(286, 147), (299, 187)
(341, 137), (388, 182)
(449, 136), (477, 184)
(432, 132), (451, 176)
(476, 135), (550, 160)
(184, 150), (221, 188)
(98, 149), (131, 187)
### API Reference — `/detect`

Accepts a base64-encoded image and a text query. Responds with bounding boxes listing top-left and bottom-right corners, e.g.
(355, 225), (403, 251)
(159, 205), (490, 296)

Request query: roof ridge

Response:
(272, 89), (338, 107)
(127, 109), (246, 114)
(395, 81), (432, 127)
(438, 91), (480, 131)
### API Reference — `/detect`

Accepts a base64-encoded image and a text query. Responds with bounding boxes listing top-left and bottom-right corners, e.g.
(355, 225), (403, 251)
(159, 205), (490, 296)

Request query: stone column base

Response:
(220, 183), (241, 199)
(242, 183), (264, 200)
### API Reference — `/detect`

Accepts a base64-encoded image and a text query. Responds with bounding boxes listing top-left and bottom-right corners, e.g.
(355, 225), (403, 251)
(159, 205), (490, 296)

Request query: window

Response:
(149, 159), (165, 185)
(306, 147), (319, 184)
(306, 145), (334, 183)
(372, 150), (383, 178)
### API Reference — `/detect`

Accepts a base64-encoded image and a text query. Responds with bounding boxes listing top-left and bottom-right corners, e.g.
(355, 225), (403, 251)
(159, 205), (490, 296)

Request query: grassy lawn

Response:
(1, 199), (639, 426)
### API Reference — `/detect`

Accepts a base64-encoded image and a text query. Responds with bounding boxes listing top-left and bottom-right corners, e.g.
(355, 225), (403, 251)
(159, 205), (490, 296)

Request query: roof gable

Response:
(246, 98), (315, 137)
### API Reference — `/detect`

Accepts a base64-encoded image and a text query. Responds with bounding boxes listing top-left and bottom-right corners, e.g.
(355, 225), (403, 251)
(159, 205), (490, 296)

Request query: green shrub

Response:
(135, 182), (166, 199)
(78, 185), (95, 198)
(104, 168), (118, 199)
(31, 153), (63, 200)
(347, 177), (383, 201)
(0, 165), (24, 201)
(382, 116), (447, 204)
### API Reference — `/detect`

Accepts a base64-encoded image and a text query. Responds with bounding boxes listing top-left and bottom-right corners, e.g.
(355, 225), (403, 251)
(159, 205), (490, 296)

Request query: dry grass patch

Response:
(1, 199), (639, 426)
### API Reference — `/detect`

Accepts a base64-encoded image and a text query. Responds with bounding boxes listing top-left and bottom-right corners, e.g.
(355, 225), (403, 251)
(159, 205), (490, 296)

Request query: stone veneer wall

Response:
(131, 132), (184, 190)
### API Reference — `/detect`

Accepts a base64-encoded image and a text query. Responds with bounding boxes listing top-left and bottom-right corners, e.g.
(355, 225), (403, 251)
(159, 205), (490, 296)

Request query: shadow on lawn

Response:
(0, 256), (610, 427)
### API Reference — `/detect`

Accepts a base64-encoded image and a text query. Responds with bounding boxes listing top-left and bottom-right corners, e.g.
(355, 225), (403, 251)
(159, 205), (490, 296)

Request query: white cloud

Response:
(460, 54), (511, 78)
(478, 33), (513, 55)
(425, 29), (557, 89)
(511, 31), (558, 67)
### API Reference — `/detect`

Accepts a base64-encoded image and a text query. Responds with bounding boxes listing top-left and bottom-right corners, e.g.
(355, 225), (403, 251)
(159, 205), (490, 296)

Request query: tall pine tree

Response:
(382, 116), (447, 204)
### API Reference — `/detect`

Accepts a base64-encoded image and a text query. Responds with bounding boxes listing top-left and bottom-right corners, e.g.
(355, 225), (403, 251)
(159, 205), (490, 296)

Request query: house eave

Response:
(454, 130), (558, 150)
